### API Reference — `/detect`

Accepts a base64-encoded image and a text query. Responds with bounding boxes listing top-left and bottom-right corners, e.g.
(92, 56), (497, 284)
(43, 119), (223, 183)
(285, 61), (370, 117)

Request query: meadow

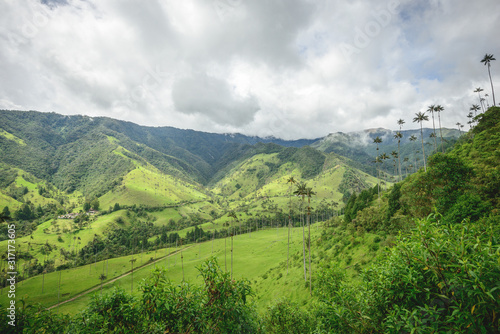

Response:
(1, 218), (390, 318)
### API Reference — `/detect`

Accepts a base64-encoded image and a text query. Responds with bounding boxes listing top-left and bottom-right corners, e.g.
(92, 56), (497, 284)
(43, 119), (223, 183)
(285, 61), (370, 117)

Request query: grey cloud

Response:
(1, 0), (499, 139)
(180, 0), (316, 69)
(172, 73), (260, 126)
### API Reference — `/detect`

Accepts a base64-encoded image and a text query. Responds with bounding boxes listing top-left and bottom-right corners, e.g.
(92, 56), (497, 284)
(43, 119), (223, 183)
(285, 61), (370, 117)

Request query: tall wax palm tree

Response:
(413, 112), (429, 172)
(427, 105), (437, 151)
(456, 122), (462, 135)
(397, 119), (405, 180)
(129, 258), (137, 292)
(42, 269), (46, 293)
(228, 211), (238, 280)
(293, 182), (308, 282)
(474, 88), (485, 113)
(379, 153), (389, 189)
(470, 104), (481, 116)
(99, 274), (107, 294)
(394, 131), (403, 181)
(485, 94), (490, 108)
(397, 118), (405, 130)
(305, 186), (316, 296)
(390, 151), (398, 179)
(467, 112), (474, 129)
(409, 134), (418, 171)
(429, 133), (437, 152)
(435, 105), (445, 153)
(286, 176), (296, 275)
(481, 53), (496, 106)
(373, 136), (382, 198)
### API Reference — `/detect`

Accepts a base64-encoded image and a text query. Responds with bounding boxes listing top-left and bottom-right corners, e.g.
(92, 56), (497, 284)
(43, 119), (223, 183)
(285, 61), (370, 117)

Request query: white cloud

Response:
(0, 0), (499, 139)
(172, 71), (259, 126)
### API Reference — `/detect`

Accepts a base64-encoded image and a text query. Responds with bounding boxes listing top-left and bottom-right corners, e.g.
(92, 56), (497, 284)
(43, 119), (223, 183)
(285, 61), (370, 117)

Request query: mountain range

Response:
(0, 109), (460, 212)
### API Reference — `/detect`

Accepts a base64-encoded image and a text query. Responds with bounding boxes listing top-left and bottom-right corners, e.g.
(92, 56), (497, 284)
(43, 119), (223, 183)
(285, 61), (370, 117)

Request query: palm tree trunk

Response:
(478, 91), (485, 113)
(179, 238), (184, 281)
(58, 270), (62, 310)
(397, 142), (402, 182)
(287, 217), (291, 275)
(301, 197), (306, 282)
(431, 111), (437, 151)
(488, 65), (496, 106)
(438, 112), (444, 153)
(307, 208), (312, 296)
(131, 263), (134, 293)
(420, 125), (427, 172)
(231, 223), (234, 280)
(377, 163), (380, 201)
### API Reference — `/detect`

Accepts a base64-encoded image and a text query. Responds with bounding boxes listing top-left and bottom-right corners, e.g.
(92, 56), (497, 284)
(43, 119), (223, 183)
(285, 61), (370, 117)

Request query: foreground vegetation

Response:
(2, 212), (498, 333)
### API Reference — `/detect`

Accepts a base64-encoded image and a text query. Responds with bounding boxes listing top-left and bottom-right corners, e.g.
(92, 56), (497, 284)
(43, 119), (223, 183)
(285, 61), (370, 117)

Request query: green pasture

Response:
(0, 128), (26, 146)
(0, 210), (129, 268)
(100, 165), (207, 208)
(0, 192), (20, 211)
(1, 224), (340, 315)
(0, 246), (181, 311)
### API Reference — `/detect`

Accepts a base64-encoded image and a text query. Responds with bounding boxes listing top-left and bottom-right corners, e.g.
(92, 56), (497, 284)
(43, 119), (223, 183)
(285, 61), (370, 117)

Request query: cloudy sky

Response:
(1, 0), (499, 139)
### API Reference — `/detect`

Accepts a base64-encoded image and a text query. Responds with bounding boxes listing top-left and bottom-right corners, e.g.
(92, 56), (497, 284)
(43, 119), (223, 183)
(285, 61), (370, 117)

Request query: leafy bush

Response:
(263, 299), (315, 334)
(140, 257), (258, 333)
(445, 193), (492, 223)
(68, 287), (139, 333)
(12, 258), (259, 333)
(315, 214), (500, 333)
(0, 302), (70, 334)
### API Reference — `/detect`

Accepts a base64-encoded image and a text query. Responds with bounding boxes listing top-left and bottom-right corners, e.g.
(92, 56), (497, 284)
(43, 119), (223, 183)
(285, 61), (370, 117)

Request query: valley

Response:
(0, 108), (498, 333)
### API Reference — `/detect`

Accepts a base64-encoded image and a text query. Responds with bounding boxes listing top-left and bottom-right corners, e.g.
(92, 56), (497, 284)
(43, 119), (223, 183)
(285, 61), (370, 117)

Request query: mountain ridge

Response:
(0, 109), (459, 207)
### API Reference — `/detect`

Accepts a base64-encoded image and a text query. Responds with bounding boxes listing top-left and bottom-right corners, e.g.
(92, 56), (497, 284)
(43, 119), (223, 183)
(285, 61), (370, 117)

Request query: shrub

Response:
(263, 299), (315, 334)
(315, 214), (500, 333)
(445, 193), (492, 223)
(68, 287), (139, 333)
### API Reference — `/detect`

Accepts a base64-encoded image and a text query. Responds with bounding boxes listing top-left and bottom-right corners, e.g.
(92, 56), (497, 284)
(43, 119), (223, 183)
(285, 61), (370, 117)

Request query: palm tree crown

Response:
(435, 105), (445, 153)
(474, 87), (485, 113)
(427, 105), (437, 151)
(481, 53), (496, 106)
(470, 104), (480, 116)
(413, 112), (429, 172)
(397, 119), (405, 130)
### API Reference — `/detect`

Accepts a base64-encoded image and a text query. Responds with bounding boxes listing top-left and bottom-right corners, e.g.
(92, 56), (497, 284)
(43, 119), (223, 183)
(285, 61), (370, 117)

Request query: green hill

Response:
(311, 127), (461, 176)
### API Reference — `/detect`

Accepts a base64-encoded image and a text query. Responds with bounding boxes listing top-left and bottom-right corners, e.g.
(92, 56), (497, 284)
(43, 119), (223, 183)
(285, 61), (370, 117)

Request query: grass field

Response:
(99, 164), (208, 209)
(0, 169), (82, 211)
(0, 225), (322, 314)
(1, 221), (387, 316)
(0, 210), (130, 269)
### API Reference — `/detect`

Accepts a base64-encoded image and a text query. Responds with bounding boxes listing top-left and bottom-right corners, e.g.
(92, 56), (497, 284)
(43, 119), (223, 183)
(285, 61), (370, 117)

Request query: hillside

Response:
(311, 127), (461, 175)
(0, 110), (319, 187)
(0, 109), (387, 213)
